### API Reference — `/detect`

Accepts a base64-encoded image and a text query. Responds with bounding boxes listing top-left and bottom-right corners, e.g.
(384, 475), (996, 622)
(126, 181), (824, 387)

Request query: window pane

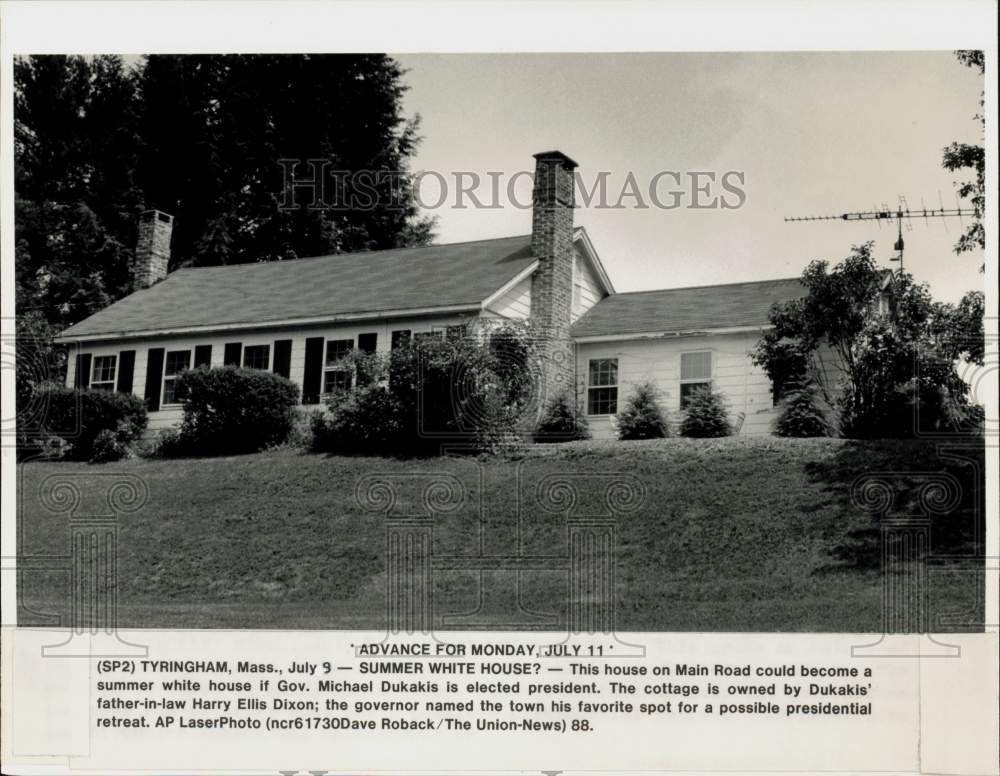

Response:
(680, 351), (711, 381)
(243, 344), (270, 371)
(323, 370), (352, 394)
(587, 387), (618, 415)
(164, 350), (191, 376)
(391, 330), (411, 349)
(325, 339), (353, 366)
(680, 381), (711, 408)
(163, 378), (178, 405)
(414, 331), (443, 344)
(92, 356), (116, 385)
(588, 358), (618, 387)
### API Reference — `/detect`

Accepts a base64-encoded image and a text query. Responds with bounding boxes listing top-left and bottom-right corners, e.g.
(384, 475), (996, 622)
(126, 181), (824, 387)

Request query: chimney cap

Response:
(140, 209), (174, 224)
(533, 150), (578, 170)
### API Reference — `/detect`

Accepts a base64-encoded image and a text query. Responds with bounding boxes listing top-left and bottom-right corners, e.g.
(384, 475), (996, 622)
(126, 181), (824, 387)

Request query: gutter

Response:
(53, 303), (484, 344)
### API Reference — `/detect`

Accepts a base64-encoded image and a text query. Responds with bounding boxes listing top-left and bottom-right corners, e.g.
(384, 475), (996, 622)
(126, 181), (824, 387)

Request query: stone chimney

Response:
(133, 209), (173, 289)
(531, 150), (577, 399)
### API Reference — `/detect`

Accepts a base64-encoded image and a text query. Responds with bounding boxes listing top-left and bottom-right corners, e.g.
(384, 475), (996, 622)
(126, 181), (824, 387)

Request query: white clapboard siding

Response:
(65, 312), (477, 436)
(484, 274), (532, 319)
(572, 247), (607, 321)
(576, 331), (776, 439)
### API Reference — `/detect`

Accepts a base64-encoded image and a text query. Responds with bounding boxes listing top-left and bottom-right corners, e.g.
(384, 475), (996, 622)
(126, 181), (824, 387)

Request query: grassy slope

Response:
(16, 437), (985, 632)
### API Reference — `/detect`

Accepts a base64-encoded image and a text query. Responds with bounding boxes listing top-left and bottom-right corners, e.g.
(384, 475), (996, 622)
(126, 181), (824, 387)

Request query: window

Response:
(414, 330), (444, 345)
(90, 355), (117, 391)
(680, 351), (712, 408)
(162, 350), (192, 406)
(323, 339), (354, 395)
(587, 358), (618, 415)
(391, 330), (411, 350)
(242, 344), (270, 371)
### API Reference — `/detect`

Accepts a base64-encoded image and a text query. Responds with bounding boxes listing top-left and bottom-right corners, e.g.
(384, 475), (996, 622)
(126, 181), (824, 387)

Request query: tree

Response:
(942, 50), (985, 258)
(617, 382), (670, 440)
(679, 387), (731, 438)
(136, 54), (435, 268)
(752, 243), (983, 437)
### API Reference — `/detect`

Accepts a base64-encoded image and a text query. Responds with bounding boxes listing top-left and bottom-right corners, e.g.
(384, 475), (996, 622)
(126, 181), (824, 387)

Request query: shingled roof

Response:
(57, 235), (536, 340)
(570, 277), (805, 339)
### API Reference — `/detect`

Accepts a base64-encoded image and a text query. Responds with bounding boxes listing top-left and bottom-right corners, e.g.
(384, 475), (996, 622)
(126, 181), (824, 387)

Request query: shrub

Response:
(140, 426), (189, 458)
(534, 394), (590, 443)
(33, 386), (148, 461)
(312, 385), (404, 455)
(89, 426), (135, 463)
(679, 386), (732, 438)
(174, 366), (299, 454)
(616, 383), (669, 440)
(774, 386), (834, 437)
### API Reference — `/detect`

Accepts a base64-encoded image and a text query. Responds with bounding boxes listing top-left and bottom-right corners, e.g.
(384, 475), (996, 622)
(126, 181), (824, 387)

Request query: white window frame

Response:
(679, 350), (713, 408)
(323, 338), (354, 397)
(162, 349), (192, 407)
(587, 357), (619, 416)
(90, 354), (117, 392)
(242, 344), (271, 371)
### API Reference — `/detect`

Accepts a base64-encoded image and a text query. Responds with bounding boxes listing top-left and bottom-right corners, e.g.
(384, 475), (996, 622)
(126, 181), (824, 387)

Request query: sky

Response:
(394, 52), (985, 303)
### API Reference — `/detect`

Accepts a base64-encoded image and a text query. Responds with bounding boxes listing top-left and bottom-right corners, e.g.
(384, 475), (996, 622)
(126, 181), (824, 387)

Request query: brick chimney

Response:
(531, 150), (577, 400)
(133, 209), (173, 289)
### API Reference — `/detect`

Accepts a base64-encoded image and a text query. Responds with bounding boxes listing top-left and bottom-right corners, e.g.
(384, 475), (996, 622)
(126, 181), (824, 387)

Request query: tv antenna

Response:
(784, 195), (975, 274)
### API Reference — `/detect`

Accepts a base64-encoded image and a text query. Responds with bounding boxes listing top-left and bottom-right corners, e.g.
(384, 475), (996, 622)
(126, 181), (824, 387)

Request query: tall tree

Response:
(137, 54), (434, 268)
(942, 50), (985, 257)
(15, 55), (141, 328)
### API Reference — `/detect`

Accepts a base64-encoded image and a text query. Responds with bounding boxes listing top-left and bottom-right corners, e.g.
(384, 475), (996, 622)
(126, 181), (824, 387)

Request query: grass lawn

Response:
(16, 437), (985, 632)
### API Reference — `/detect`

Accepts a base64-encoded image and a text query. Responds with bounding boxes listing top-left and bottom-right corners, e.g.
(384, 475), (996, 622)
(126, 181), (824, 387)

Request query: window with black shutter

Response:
(223, 342), (242, 366)
(272, 339), (292, 378)
(358, 333), (378, 354)
(391, 330), (411, 350)
(194, 344), (213, 368)
(74, 353), (92, 388)
(302, 337), (324, 404)
(116, 350), (136, 394)
(144, 348), (165, 411)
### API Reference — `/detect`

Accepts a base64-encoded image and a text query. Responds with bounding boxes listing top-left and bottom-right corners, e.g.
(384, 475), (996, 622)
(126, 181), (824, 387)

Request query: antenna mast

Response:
(784, 202), (975, 275)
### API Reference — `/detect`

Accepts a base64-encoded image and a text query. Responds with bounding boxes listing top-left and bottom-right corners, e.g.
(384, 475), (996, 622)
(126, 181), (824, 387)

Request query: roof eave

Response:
(573, 227), (616, 295)
(572, 324), (771, 343)
(53, 302), (485, 344)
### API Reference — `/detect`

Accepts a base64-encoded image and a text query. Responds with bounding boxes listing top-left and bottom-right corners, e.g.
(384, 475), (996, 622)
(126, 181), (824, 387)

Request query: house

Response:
(54, 150), (807, 439)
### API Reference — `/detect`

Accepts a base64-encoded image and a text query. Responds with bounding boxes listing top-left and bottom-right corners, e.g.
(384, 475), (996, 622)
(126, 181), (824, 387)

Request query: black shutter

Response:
(356, 333), (378, 386)
(273, 339), (293, 378)
(223, 342), (242, 366)
(74, 353), (92, 388)
(358, 332), (378, 354)
(194, 344), (213, 368)
(391, 330), (411, 350)
(144, 348), (165, 411)
(302, 336), (324, 404)
(116, 350), (136, 393)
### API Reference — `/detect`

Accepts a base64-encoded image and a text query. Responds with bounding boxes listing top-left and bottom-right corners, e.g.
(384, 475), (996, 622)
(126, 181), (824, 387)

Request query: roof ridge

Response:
(610, 276), (802, 296)
(172, 233), (534, 272)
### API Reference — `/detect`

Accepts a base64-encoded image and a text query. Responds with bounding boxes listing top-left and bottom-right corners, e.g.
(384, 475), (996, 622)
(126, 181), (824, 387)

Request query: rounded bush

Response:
(32, 386), (148, 461)
(679, 387), (732, 438)
(175, 366), (299, 454)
